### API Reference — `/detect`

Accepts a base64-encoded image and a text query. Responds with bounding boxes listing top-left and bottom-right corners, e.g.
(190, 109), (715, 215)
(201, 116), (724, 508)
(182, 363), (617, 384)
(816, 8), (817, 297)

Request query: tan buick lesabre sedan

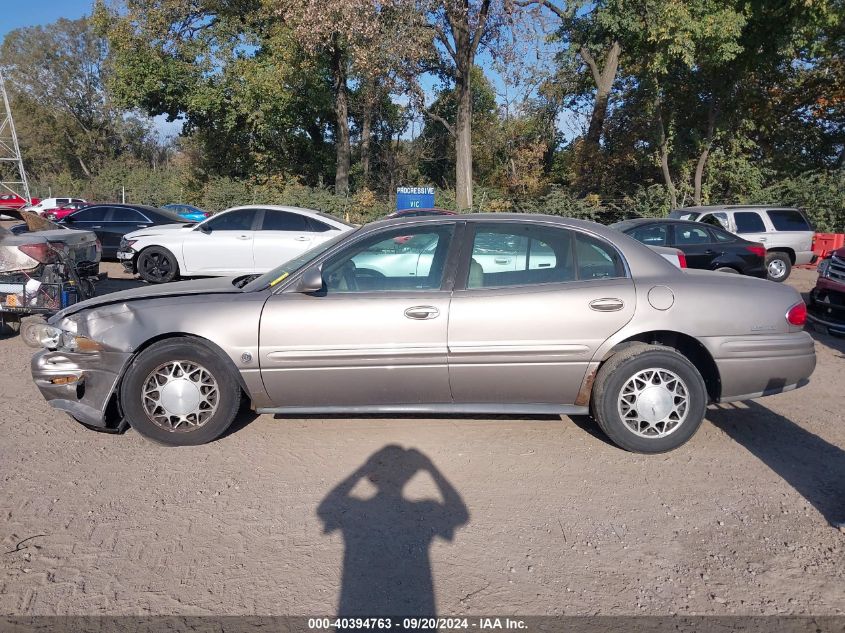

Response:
(29, 214), (815, 452)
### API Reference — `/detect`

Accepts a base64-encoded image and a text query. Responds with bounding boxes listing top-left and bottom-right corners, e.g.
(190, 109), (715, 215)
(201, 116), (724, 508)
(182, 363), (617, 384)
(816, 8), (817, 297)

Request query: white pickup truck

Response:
(669, 205), (815, 282)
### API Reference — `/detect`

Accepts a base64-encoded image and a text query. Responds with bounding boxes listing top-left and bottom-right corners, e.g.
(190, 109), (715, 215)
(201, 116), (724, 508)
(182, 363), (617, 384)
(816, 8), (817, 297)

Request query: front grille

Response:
(829, 255), (845, 281)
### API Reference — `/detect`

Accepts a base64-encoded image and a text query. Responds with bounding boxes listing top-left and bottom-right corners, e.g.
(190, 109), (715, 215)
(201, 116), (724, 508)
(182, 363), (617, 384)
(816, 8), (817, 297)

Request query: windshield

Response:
(242, 228), (357, 292)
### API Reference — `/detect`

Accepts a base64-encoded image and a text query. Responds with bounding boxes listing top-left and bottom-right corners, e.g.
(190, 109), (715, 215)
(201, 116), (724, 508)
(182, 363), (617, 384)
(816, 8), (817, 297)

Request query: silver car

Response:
(29, 214), (816, 452)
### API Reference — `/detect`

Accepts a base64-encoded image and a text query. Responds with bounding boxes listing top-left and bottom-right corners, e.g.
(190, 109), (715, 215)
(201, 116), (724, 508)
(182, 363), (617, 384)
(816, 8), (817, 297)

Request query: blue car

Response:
(162, 203), (209, 222)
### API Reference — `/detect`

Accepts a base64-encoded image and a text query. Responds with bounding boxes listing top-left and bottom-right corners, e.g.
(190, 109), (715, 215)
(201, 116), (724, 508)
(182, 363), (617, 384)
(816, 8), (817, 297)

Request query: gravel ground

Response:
(0, 261), (842, 616)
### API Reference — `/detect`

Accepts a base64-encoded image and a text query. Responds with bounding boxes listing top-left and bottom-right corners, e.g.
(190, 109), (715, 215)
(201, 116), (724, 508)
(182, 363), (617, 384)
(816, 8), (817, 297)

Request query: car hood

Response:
(126, 223), (196, 239)
(53, 276), (243, 320)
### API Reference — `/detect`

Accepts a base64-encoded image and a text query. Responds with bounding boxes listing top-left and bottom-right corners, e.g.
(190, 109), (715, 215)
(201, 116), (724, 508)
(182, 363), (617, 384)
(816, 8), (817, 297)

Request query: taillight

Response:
(746, 244), (767, 258)
(786, 302), (807, 326)
(677, 252), (687, 268)
(18, 243), (57, 263)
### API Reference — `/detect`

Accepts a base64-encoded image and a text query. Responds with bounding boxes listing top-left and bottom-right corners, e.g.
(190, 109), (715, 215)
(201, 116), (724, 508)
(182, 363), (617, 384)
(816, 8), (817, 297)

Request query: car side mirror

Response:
(63, 215), (74, 224)
(296, 266), (324, 293)
(198, 223), (211, 234)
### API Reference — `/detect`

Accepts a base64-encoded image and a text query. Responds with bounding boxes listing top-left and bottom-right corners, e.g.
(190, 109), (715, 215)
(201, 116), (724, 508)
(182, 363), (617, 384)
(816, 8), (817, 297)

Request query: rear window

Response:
(734, 212), (766, 234)
(766, 209), (810, 231)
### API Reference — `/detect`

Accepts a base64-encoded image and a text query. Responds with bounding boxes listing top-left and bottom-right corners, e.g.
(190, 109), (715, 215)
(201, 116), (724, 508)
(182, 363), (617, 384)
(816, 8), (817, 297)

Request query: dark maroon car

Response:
(808, 246), (845, 335)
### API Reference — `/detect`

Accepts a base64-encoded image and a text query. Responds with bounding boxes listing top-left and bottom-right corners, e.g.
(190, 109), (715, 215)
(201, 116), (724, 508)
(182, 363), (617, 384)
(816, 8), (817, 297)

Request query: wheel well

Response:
(767, 248), (795, 264)
(601, 331), (721, 402)
(102, 332), (248, 430)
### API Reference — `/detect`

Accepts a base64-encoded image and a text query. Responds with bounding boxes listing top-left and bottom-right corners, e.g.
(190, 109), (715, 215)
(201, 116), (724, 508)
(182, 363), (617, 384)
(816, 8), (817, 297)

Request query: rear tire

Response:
(765, 252), (791, 282)
(137, 247), (179, 284)
(120, 338), (241, 446)
(591, 344), (708, 453)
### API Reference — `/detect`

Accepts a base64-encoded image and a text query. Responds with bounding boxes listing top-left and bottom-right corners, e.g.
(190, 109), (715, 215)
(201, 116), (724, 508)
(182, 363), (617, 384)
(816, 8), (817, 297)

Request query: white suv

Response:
(669, 205), (815, 282)
(26, 197), (87, 216)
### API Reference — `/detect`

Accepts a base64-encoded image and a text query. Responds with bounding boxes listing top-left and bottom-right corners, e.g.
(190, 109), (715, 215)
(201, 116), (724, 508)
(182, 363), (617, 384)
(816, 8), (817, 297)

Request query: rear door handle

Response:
(91, 225), (102, 229)
(494, 257), (511, 264)
(589, 298), (624, 312)
(404, 305), (440, 320)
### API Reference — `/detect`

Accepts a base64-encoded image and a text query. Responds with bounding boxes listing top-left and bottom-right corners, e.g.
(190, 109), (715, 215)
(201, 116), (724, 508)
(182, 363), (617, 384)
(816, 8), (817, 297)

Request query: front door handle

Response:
(589, 298), (624, 312)
(91, 225), (102, 229)
(294, 236), (310, 241)
(404, 305), (440, 320)
(236, 235), (251, 240)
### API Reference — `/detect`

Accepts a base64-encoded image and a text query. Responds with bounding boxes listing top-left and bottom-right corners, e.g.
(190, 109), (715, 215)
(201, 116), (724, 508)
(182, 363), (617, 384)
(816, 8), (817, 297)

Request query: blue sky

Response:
(1, 0), (93, 40)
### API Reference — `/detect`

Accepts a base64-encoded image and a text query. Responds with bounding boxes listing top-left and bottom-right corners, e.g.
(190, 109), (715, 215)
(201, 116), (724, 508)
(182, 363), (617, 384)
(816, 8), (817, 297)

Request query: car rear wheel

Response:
(137, 247), (179, 284)
(591, 344), (708, 453)
(120, 338), (241, 446)
(765, 252), (791, 282)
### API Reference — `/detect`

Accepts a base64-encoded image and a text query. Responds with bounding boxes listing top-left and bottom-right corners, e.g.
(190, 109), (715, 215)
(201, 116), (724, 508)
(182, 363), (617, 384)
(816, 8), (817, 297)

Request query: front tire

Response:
(765, 252), (791, 282)
(137, 247), (179, 284)
(120, 338), (241, 445)
(591, 344), (708, 453)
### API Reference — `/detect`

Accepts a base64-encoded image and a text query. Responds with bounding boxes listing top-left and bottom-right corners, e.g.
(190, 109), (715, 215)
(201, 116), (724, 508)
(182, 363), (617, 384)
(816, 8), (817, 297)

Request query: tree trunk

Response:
(455, 67), (473, 211)
(654, 93), (677, 209)
(360, 100), (373, 188)
(693, 99), (718, 206)
(583, 41), (621, 149)
(331, 42), (350, 196)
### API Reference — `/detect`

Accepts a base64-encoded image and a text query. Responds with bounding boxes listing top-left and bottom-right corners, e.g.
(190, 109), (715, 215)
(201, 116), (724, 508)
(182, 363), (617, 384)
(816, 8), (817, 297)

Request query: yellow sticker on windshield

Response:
(269, 272), (289, 287)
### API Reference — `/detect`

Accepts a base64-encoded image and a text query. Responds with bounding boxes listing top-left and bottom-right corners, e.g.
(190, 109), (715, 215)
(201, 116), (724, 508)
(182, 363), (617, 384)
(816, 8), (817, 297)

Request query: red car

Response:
(0, 194), (40, 210)
(808, 246), (845, 335)
(44, 202), (89, 221)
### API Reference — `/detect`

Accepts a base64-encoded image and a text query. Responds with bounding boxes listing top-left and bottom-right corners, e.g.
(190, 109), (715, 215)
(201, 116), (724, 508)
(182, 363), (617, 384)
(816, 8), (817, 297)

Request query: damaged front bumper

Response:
(31, 348), (132, 428)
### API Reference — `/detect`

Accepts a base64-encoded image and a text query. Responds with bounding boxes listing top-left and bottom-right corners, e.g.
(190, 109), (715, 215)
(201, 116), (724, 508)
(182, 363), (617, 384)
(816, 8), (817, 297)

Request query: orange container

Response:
(812, 233), (845, 258)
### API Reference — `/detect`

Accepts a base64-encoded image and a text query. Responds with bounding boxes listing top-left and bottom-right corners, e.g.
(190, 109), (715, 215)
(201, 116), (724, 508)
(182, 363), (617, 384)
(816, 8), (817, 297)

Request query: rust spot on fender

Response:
(574, 368), (597, 407)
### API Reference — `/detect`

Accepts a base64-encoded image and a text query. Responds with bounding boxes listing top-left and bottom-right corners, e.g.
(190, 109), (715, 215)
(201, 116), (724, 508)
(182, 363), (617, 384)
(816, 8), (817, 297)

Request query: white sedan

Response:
(117, 205), (354, 283)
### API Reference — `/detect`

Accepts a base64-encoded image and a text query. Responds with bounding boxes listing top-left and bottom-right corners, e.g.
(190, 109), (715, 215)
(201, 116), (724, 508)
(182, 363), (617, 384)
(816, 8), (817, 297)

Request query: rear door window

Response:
(111, 207), (149, 222)
(766, 209), (811, 231)
(673, 226), (713, 245)
(261, 209), (309, 231)
(734, 212), (766, 234)
(467, 224), (573, 288)
(574, 233), (626, 280)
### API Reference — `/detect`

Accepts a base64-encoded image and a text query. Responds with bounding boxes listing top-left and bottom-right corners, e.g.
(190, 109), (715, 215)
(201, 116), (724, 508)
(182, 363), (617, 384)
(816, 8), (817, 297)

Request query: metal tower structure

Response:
(0, 68), (31, 203)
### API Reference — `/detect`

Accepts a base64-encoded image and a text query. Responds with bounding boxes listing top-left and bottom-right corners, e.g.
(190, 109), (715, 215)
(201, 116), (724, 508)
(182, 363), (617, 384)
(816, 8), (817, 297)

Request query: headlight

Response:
(29, 324), (103, 352)
(33, 324), (62, 349)
(119, 237), (136, 250)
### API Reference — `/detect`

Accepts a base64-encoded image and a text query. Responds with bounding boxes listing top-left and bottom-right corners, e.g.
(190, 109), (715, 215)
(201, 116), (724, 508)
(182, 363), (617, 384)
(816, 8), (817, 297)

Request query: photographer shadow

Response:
(707, 400), (844, 528)
(317, 445), (470, 617)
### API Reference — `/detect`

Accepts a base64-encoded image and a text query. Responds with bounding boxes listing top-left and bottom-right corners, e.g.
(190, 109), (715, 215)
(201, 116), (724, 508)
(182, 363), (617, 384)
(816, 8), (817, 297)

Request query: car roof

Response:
(671, 205), (798, 211)
(613, 217), (722, 229)
(223, 204), (353, 227)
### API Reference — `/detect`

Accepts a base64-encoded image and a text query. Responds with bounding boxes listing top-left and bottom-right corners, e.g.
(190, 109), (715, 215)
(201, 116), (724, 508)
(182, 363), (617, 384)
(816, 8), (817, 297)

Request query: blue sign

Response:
(396, 186), (435, 211)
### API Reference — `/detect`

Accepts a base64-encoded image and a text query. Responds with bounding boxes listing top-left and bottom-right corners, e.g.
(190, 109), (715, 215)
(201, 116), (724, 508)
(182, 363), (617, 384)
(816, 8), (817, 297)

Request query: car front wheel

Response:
(590, 344), (708, 453)
(120, 338), (241, 445)
(137, 247), (179, 284)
